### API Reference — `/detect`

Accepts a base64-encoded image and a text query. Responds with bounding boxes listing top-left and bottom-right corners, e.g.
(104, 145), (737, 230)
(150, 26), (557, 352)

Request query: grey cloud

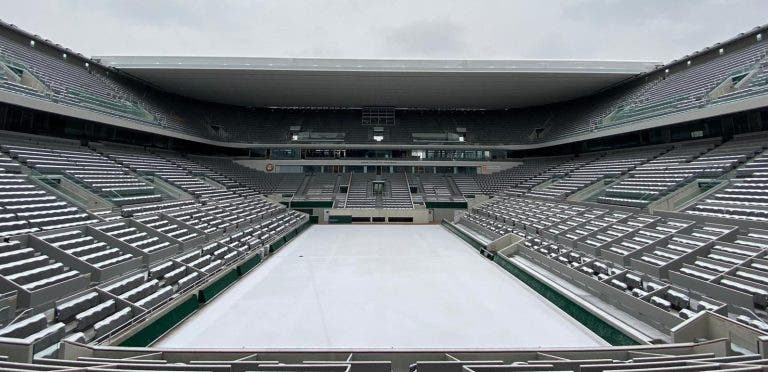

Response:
(3, 0), (766, 63)
(384, 20), (468, 58)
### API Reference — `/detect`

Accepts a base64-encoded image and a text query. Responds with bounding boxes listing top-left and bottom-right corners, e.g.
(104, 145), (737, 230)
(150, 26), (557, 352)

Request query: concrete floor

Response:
(154, 225), (606, 349)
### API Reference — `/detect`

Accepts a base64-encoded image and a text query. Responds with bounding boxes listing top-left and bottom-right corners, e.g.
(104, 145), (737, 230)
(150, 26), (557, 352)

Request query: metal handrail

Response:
(4, 307), (34, 329)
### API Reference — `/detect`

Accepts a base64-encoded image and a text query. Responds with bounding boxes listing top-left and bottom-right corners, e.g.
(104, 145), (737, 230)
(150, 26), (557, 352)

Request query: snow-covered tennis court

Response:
(155, 224), (605, 348)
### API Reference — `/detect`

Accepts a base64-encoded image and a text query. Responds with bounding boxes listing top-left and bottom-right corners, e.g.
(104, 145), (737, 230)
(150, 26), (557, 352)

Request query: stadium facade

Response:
(0, 17), (766, 371)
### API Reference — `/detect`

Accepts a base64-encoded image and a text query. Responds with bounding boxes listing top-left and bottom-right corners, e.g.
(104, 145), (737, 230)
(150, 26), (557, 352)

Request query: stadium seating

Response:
(0, 137), (164, 206)
(1, 23), (767, 146)
(1, 19), (768, 372)
(686, 139), (768, 221)
(472, 157), (565, 195)
(0, 171), (99, 237)
(0, 335), (749, 371)
(459, 196), (768, 331)
(340, 173), (377, 208)
(524, 147), (665, 199)
(449, 174), (482, 196)
(594, 136), (766, 208)
(382, 172), (414, 208)
(0, 132), (311, 361)
(417, 174), (464, 203)
(188, 156), (280, 193)
(96, 145), (242, 203)
(604, 40), (768, 127)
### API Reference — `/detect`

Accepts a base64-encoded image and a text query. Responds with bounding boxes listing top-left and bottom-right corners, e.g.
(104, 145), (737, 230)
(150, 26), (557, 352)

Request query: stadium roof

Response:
(96, 56), (659, 109)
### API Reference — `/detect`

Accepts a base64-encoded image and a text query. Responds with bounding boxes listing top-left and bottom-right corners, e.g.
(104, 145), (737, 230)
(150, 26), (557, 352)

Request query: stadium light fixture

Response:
(373, 135), (384, 142)
(291, 134), (298, 141)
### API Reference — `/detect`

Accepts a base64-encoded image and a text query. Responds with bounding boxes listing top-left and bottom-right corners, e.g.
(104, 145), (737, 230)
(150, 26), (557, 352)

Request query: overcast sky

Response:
(5, 0), (767, 63)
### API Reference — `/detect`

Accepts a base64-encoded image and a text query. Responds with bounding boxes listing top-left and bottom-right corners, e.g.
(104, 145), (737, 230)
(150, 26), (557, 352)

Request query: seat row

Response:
(0, 141), (163, 206)
(463, 196), (768, 324)
(687, 144), (768, 221)
(0, 172), (98, 238)
(0, 205), (308, 360)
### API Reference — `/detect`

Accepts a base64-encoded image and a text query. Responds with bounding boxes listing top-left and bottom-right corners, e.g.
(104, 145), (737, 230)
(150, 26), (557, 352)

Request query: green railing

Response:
(68, 89), (153, 120)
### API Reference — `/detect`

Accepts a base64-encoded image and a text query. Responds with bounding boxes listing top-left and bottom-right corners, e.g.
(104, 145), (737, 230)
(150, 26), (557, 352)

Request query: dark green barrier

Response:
(426, 201), (468, 209)
(238, 253), (262, 275)
(198, 269), (239, 303)
(493, 255), (638, 346)
(291, 201), (333, 208)
(269, 222), (306, 253)
(269, 238), (287, 253)
(119, 295), (199, 347)
(328, 215), (352, 224)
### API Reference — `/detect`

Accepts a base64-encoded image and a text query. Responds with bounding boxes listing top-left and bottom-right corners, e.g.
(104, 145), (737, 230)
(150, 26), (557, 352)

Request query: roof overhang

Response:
(95, 56), (659, 109)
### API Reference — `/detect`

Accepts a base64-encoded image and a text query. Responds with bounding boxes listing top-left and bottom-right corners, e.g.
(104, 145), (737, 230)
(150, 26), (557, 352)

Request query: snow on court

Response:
(155, 224), (606, 348)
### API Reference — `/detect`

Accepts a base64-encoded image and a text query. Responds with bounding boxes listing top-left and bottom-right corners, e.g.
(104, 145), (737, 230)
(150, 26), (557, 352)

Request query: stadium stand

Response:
(603, 39), (768, 128)
(449, 174), (482, 196)
(4, 338), (767, 371)
(0, 135), (164, 206)
(0, 21), (766, 146)
(473, 157), (567, 195)
(0, 172), (98, 237)
(417, 174), (464, 203)
(524, 146), (667, 199)
(0, 128), (311, 362)
(456, 195), (768, 334)
(383, 172), (414, 209)
(341, 173), (377, 208)
(686, 136), (768, 221)
(0, 17), (767, 372)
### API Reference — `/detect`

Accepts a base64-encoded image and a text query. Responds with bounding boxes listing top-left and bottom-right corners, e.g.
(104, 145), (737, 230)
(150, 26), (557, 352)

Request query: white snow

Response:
(154, 224), (606, 348)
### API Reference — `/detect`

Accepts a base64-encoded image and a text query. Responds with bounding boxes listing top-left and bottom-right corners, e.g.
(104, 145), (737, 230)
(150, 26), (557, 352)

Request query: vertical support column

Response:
(748, 111), (761, 132)
(721, 116), (735, 140)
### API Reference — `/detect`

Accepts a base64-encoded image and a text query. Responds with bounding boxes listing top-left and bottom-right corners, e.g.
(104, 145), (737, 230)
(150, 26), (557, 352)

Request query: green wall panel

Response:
(119, 295), (199, 347)
(291, 201), (333, 208)
(426, 201), (468, 209)
(239, 253), (262, 275)
(328, 215), (353, 224)
(198, 269), (239, 303)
